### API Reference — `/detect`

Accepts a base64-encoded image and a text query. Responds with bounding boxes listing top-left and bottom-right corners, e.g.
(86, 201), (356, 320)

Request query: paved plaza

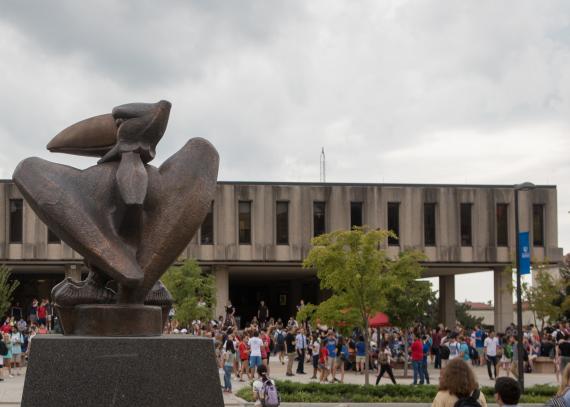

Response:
(0, 357), (559, 406)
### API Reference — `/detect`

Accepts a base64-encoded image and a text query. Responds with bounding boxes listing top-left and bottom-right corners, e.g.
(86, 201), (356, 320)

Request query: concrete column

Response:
(494, 267), (513, 332)
(439, 275), (456, 328)
(214, 265), (229, 320)
(64, 264), (81, 282)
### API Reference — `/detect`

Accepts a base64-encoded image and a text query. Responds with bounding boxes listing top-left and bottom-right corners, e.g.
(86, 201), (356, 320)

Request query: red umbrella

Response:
(368, 312), (390, 327)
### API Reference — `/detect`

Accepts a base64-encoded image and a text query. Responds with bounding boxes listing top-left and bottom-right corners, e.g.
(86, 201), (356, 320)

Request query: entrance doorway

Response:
(229, 270), (319, 328)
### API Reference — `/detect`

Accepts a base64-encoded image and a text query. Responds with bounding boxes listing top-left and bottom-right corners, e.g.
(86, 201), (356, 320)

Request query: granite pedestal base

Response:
(22, 335), (224, 407)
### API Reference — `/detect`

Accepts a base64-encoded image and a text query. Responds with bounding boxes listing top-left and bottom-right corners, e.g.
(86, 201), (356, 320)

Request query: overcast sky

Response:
(1, 1), (569, 303)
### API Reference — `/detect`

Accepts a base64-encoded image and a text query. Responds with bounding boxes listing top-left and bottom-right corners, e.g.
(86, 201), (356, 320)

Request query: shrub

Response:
(236, 381), (556, 403)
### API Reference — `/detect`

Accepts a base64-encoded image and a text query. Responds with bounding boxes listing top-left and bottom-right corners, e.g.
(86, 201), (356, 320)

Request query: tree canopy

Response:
(0, 265), (19, 318)
(161, 259), (215, 326)
(303, 227), (434, 383)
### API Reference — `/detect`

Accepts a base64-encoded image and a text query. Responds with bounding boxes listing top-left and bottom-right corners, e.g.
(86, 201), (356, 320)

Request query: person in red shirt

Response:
(318, 338), (329, 383)
(411, 332), (425, 385)
(238, 335), (250, 381)
(37, 300), (48, 326)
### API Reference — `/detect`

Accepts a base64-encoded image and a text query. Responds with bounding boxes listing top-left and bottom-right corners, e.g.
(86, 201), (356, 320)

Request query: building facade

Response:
(0, 180), (562, 331)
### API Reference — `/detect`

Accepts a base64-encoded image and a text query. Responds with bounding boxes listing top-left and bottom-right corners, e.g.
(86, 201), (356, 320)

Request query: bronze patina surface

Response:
(13, 100), (219, 336)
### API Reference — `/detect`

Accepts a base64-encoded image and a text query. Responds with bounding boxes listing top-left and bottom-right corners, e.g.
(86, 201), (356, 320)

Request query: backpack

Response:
(440, 346), (450, 360)
(454, 389), (482, 407)
(262, 380), (280, 407)
(277, 332), (285, 345)
(0, 340), (7, 356)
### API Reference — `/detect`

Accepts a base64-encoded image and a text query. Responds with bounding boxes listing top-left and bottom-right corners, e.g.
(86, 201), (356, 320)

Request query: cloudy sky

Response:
(1, 1), (569, 302)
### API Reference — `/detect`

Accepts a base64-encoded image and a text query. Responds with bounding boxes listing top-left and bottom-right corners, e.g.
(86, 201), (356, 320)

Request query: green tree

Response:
(455, 301), (484, 329)
(303, 227), (429, 384)
(556, 255), (570, 319)
(505, 261), (569, 331)
(527, 268), (566, 330)
(161, 259), (215, 327)
(0, 265), (20, 317)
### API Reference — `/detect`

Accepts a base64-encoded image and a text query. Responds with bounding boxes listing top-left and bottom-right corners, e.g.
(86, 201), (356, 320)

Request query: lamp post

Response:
(514, 182), (535, 391)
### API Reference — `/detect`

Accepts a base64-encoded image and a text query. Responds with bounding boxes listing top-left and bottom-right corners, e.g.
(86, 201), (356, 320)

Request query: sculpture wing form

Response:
(13, 158), (144, 286)
(137, 138), (219, 295)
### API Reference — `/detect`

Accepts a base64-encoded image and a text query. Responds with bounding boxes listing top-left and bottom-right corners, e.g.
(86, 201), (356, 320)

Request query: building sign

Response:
(519, 231), (531, 275)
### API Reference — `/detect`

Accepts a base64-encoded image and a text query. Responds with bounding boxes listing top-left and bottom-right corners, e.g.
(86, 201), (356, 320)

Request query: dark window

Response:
(238, 201), (251, 244)
(350, 202), (363, 228)
(424, 203), (436, 246)
(9, 199), (23, 243)
(496, 203), (508, 247)
(533, 204), (544, 247)
(276, 201), (289, 245)
(47, 228), (61, 244)
(200, 201), (214, 245)
(387, 202), (399, 246)
(460, 203), (472, 246)
(313, 202), (326, 237)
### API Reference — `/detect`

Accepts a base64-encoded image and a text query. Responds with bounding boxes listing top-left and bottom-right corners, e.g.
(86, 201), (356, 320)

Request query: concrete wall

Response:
(0, 180), (562, 268)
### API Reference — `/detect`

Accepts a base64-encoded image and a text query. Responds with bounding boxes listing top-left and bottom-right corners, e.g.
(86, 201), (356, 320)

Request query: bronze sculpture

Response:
(13, 100), (219, 336)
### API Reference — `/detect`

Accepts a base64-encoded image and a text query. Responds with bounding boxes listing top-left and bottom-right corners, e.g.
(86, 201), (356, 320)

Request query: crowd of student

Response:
(0, 299), (54, 382)
(5, 296), (570, 406)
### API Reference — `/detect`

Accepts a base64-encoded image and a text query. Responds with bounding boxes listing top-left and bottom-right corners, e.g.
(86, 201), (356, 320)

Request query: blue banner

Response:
(519, 231), (531, 275)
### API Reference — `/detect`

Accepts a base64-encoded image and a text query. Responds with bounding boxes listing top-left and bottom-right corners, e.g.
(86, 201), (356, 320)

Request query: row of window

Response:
(5, 198), (546, 248)
(199, 200), (546, 247)
(8, 199), (61, 244)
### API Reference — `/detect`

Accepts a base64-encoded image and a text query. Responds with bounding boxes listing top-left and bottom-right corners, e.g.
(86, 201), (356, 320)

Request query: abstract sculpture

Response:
(13, 100), (219, 336)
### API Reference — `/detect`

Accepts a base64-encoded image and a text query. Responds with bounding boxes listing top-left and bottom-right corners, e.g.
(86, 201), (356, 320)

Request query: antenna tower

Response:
(320, 147), (326, 182)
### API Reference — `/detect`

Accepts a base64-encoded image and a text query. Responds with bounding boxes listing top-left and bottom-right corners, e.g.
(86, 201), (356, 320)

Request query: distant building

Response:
(465, 301), (538, 327)
(0, 179), (562, 330)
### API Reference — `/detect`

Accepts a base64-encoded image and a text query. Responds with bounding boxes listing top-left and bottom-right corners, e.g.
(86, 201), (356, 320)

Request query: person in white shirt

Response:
(295, 328), (307, 374)
(484, 330), (500, 380)
(252, 365), (276, 407)
(447, 336), (461, 361)
(311, 336), (320, 379)
(248, 331), (264, 377)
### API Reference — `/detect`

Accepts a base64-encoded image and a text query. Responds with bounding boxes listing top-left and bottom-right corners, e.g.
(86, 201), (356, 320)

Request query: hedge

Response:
(236, 381), (557, 403)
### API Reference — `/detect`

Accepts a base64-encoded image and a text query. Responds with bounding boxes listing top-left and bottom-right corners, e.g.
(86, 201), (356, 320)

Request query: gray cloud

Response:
(1, 1), (570, 302)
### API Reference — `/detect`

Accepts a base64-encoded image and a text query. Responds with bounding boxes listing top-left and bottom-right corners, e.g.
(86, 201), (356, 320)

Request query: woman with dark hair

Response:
(221, 339), (236, 393)
(252, 364), (279, 407)
(431, 358), (488, 407)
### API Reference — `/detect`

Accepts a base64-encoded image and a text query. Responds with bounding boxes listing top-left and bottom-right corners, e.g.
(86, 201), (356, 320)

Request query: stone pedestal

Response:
(22, 335), (223, 407)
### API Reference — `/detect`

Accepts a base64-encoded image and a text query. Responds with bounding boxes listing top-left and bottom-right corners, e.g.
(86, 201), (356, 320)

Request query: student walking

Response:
(484, 330), (500, 380)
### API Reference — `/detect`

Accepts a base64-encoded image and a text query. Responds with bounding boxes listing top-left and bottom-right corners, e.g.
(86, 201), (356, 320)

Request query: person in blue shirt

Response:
(421, 335), (431, 384)
(355, 336), (366, 373)
(325, 331), (338, 382)
(475, 325), (484, 366)
(459, 336), (470, 363)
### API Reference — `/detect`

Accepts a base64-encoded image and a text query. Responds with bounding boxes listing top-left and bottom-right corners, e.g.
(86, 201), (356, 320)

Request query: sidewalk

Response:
(0, 358), (559, 406)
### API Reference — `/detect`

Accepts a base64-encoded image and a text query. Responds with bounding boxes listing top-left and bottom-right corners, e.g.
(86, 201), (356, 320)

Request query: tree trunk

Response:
(364, 319), (370, 385)
(403, 329), (409, 378)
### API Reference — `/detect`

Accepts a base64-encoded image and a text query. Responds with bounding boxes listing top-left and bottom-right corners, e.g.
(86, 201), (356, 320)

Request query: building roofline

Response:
(0, 178), (557, 189)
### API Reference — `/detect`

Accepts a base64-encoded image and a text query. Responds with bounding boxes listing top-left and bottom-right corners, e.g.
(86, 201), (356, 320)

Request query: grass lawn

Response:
(236, 381), (557, 403)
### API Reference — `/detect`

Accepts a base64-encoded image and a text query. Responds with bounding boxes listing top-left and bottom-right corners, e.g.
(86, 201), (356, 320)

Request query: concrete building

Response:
(465, 301), (539, 328)
(0, 180), (563, 331)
